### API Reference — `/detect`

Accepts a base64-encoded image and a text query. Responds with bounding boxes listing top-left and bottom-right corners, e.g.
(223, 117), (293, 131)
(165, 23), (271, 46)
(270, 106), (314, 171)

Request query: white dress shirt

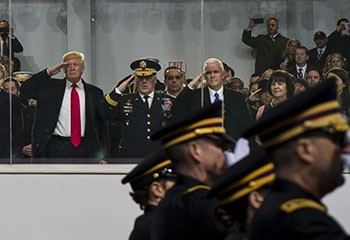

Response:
(53, 80), (86, 137)
(208, 86), (224, 103)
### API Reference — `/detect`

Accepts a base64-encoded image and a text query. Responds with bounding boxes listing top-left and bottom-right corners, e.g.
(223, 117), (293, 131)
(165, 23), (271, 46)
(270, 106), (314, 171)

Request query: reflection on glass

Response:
(1, 0), (350, 164)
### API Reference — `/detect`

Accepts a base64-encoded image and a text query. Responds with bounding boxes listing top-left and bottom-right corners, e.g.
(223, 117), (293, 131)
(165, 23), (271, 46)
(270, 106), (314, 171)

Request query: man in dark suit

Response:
(20, 51), (107, 163)
(288, 46), (313, 80)
(328, 18), (350, 61)
(0, 89), (23, 162)
(104, 58), (174, 159)
(0, 19), (23, 57)
(176, 58), (252, 140)
(242, 17), (289, 75)
(308, 31), (334, 71)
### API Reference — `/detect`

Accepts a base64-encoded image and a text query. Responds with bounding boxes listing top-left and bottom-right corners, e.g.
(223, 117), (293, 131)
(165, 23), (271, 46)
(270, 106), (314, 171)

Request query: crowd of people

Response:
(0, 13), (350, 239)
(1, 16), (350, 163)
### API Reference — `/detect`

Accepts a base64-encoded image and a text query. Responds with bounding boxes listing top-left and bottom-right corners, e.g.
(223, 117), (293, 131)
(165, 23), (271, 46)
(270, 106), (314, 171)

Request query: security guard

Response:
(150, 101), (233, 240)
(104, 58), (175, 159)
(208, 148), (275, 240)
(243, 78), (350, 239)
(122, 150), (177, 240)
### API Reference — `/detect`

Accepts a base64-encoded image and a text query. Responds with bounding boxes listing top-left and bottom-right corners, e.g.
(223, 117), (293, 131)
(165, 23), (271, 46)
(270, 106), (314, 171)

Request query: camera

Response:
(0, 27), (9, 33)
(253, 18), (264, 24)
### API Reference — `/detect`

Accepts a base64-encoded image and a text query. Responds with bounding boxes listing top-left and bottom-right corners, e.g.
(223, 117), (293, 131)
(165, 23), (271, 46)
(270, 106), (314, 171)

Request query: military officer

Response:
(104, 58), (174, 159)
(243, 78), (350, 239)
(150, 101), (233, 240)
(122, 150), (177, 240)
(209, 147), (275, 240)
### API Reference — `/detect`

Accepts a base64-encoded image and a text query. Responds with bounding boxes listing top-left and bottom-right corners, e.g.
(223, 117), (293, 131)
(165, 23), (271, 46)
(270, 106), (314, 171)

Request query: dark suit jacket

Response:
(0, 34), (23, 56)
(0, 91), (23, 160)
(242, 30), (289, 75)
(176, 86), (252, 140)
(104, 90), (174, 158)
(308, 46), (334, 71)
(287, 64), (314, 80)
(328, 30), (350, 61)
(20, 69), (107, 159)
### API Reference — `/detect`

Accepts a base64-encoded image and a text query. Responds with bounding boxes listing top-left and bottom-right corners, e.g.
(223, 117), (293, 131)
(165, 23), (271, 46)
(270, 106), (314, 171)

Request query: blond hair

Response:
(62, 51), (85, 67)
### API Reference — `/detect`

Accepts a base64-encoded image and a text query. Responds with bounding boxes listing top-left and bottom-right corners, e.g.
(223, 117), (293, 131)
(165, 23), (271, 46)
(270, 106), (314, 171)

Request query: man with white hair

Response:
(176, 58), (252, 140)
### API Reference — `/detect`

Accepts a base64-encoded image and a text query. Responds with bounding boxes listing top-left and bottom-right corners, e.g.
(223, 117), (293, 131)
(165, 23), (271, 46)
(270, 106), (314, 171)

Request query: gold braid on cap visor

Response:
(218, 163), (275, 206)
(259, 100), (350, 148)
(161, 117), (225, 149)
(134, 68), (157, 76)
(128, 160), (172, 183)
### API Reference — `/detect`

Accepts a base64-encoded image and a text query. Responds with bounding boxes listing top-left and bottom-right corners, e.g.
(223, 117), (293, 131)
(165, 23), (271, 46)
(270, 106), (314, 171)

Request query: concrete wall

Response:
(0, 165), (348, 240)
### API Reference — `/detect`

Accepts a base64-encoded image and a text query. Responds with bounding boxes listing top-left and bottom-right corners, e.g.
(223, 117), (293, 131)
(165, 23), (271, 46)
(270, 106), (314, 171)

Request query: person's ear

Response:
(188, 141), (203, 164)
(295, 138), (315, 164)
(149, 181), (165, 199)
(248, 191), (264, 209)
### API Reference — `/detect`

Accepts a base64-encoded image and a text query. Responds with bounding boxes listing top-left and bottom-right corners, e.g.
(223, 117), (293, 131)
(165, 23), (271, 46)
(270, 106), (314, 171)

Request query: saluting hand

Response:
(47, 62), (68, 76)
(117, 74), (135, 93)
(188, 71), (206, 89)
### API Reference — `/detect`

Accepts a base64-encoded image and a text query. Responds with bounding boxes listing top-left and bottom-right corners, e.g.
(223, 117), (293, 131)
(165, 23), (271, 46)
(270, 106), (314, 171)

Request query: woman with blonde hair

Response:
(322, 52), (347, 76)
(273, 38), (301, 70)
(0, 63), (9, 87)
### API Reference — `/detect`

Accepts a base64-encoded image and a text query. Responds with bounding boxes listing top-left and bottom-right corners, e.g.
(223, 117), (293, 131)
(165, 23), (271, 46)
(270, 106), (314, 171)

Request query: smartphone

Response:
(253, 18), (264, 24)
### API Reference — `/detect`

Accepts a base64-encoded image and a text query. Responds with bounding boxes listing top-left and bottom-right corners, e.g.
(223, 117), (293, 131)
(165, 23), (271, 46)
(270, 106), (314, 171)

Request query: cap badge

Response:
(140, 60), (147, 69)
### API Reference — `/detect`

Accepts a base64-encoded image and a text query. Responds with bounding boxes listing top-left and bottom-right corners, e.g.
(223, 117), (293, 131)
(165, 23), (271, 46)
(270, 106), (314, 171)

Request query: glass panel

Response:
(2, 0), (350, 164)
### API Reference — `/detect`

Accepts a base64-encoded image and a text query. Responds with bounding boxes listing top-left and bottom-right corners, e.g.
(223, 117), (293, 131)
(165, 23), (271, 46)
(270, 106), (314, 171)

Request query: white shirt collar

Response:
(208, 86), (224, 102)
(139, 91), (155, 99)
(67, 79), (84, 89)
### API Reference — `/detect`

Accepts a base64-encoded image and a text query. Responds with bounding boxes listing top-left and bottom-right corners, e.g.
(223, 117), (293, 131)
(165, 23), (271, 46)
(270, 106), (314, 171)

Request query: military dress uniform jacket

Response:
(151, 174), (227, 240)
(129, 205), (156, 240)
(104, 90), (174, 158)
(176, 86), (252, 140)
(20, 69), (108, 159)
(242, 30), (289, 75)
(249, 179), (350, 240)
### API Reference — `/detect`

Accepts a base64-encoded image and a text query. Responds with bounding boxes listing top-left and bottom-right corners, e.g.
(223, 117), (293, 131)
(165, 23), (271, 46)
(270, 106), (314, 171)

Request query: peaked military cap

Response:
(152, 101), (234, 149)
(209, 147), (275, 207)
(121, 150), (176, 191)
(130, 58), (161, 77)
(243, 78), (350, 148)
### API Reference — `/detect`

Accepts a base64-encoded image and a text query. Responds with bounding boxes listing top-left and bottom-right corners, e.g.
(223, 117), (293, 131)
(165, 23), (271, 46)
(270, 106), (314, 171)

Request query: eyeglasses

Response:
(165, 75), (183, 81)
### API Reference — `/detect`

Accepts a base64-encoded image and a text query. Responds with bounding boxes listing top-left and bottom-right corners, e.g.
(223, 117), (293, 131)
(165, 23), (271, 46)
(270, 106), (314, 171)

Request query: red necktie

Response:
(71, 83), (81, 147)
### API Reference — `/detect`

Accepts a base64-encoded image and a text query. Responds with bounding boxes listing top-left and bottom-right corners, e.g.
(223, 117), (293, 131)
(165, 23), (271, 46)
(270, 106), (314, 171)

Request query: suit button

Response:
(147, 121), (151, 125)
(147, 129), (151, 132)
(147, 136), (150, 139)
(147, 114), (151, 118)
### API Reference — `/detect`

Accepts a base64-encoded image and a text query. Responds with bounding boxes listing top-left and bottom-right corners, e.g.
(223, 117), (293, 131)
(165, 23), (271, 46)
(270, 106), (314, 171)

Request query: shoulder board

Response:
(281, 198), (326, 214)
(183, 185), (211, 196)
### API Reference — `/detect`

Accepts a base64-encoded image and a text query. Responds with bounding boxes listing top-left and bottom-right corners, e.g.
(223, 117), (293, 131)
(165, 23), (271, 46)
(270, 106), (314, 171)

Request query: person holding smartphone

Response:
(242, 17), (289, 76)
(0, 19), (23, 58)
(328, 18), (350, 63)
